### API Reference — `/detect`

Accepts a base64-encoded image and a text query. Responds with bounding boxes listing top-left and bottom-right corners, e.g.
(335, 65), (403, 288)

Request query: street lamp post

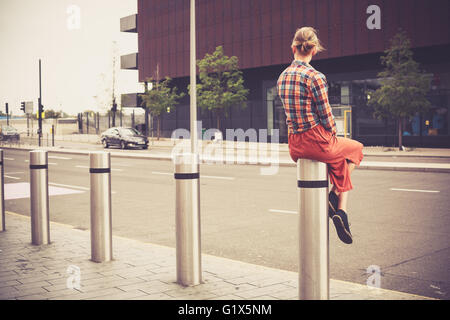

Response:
(190, 0), (197, 154)
(175, 0), (202, 287)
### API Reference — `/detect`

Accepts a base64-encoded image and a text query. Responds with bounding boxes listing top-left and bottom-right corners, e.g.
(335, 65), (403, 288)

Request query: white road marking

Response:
(75, 165), (122, 172)
(24, 160), (56, 165)
(269, 209), (297, 215)
(4, 175), (20, 180)
(49, 182), (89, 191)
(113, 163), (133, 167)
(4, 157), (14, 161)
(203, 175), (235, 180)
(4, 182), (84, 200)
(152, 171), (235, 180)
(5, 172), (24, 175)
(152, 171), (171, 176)
(48, 156), (71, 160)
(390, 188), (440, 193)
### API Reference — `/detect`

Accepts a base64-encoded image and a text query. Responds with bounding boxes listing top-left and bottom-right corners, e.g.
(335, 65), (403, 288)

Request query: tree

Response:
(367, 30), (431, 150)
(140, 77), (185, 139)
(194, 46), (249, 131)
(44, 109), (62, 119)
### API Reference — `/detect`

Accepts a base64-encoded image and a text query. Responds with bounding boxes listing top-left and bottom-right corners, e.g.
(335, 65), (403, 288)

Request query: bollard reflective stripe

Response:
(30, 150), (50, 245)
(174, 173), (199, 180)
(30, 164), (48, 170)
(0, 150), (5, 232)
(89, 152), (112, 263)
(297, 159), (329, 300)
(297, 180), (329, 188)
(90, 168), (111, 174)
(175, 153), (202, 286)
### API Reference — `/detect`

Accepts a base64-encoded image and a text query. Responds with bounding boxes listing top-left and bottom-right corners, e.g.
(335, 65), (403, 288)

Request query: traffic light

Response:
(20, 102), (25, 113)
(5, 102), (8, 115)
(38, 98), (44, 118)
(112, 101), (117, 113)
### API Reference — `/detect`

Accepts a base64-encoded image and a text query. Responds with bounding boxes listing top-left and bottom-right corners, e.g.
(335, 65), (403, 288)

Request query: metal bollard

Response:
(297, 159), (329, 300)
(174, 153), (202, 286)
(30, 150), (50, 245)
(0, 150), (5, 232)
(89, 152), (112, 263)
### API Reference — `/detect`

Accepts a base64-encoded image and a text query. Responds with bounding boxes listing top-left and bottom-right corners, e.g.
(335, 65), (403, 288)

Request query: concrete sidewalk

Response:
(0, 212), (434, 300)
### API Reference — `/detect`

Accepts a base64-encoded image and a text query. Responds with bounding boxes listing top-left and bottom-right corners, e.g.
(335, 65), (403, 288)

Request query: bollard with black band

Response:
(297, 158), (329, 300)
(174, 153), (202, 286)
(30, 150), (50, 245)
(89, 152), (112, 263)
(0, 150), (5, 232)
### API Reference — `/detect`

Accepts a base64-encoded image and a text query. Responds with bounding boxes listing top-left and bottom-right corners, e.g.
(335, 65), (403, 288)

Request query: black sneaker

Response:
(332, 209), (353, 244)
(328, 191), (339, 219)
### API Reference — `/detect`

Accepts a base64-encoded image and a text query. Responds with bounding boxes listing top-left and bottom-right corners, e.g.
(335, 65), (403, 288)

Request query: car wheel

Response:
(102, 139), (109, 148)
(120, 141), (126, 149)
(142, 145), (148, 150)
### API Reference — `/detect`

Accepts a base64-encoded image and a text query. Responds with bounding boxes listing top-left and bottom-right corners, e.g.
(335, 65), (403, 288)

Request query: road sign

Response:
(25, 101), (33, 114)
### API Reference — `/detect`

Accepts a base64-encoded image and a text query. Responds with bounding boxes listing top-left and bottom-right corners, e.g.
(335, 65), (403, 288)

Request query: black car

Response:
(101, 127), (148, 149)
(0, 125), (20, 141)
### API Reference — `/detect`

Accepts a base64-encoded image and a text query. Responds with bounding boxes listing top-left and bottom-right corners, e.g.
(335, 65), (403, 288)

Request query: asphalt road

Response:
(2, 148), (450, 299)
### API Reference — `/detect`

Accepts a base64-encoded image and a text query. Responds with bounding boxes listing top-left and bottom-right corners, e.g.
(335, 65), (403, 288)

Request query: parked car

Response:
(101, 127), (148, 150)
(0, 125), (20, 141)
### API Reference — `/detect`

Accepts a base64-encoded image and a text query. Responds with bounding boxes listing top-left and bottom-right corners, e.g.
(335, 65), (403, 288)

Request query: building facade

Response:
(121, 0), (450, 147)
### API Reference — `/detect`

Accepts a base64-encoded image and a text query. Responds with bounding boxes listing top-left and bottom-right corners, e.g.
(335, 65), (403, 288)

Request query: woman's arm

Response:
(310, 73), (337, 135)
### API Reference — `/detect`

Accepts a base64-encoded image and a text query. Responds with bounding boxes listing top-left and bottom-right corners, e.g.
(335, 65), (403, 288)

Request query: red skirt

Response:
(289, 124), (364, 192)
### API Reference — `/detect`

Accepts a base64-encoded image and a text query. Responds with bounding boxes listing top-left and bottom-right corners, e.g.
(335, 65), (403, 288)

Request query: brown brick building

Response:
(121, 0), (450, 147)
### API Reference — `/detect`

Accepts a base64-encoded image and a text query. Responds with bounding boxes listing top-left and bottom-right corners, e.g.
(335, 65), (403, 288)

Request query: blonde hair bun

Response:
(292, 27), (325, 55)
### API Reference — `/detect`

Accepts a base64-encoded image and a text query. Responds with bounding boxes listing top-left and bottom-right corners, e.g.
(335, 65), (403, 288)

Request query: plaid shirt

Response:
(277, 60), (336, 135)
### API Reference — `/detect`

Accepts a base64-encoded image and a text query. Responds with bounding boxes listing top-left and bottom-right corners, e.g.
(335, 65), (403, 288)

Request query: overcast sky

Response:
(0, 0), (142, 116)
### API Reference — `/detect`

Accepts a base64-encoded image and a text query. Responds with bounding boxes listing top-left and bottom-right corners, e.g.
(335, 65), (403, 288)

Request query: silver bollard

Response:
(30, 150), (50, 245)
(89, 152), (112, 262)
(174, 153), (202, 286)
(297, 159), (329, 300)
(0, 150), (5, 232)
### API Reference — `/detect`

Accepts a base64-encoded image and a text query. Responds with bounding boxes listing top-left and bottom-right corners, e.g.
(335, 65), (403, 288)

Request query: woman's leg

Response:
(331, 161), (356, 212)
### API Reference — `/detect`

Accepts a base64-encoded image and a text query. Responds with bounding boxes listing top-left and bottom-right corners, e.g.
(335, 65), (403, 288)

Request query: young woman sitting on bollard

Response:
(277, 27), (364, 244)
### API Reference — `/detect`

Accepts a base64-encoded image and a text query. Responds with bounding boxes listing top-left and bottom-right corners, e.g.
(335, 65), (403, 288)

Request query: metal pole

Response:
(86, 112), (89, 134)
(0, 150), (5, 232)
(297, 159), (329, 300)
(38, 60), (42, 147)
(89, 152), (112, 263)
(175, 153), (201, 286)
(30, 150), (50, 245)
(190, 0), (198, 154)
(97, 112), (100, 134)
(52, 125), (55, 146)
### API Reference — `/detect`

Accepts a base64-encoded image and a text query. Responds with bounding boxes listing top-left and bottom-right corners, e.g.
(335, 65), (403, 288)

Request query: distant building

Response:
(121, 0), (450, 147)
